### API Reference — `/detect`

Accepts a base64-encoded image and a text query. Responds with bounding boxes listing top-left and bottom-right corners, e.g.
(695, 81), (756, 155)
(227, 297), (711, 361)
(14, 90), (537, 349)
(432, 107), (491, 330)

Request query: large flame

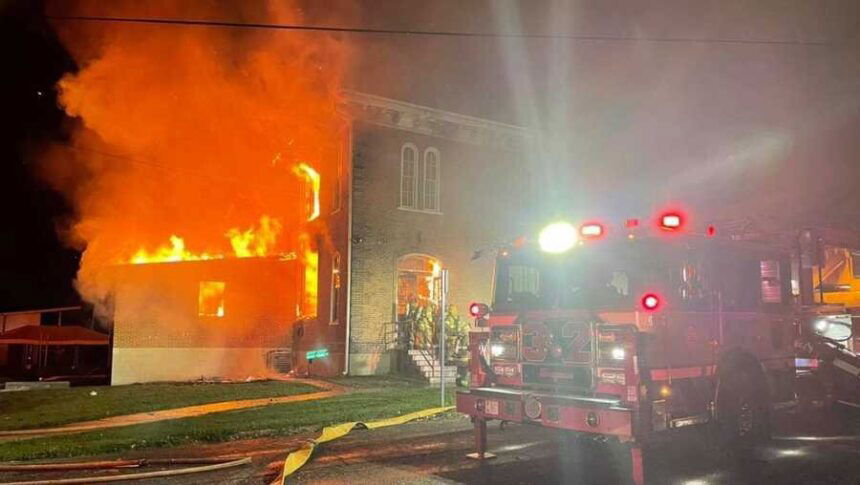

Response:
(42, 1), (347, 311)
(299, 233), (319, 318)
(129, 215), (284, 265)
(40, 2), (347, 378)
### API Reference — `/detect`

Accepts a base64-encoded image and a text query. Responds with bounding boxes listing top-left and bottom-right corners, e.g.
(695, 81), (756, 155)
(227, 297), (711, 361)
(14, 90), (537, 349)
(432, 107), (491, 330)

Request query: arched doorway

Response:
(396, 254), (442, 320)
(396, 254), (442, 350)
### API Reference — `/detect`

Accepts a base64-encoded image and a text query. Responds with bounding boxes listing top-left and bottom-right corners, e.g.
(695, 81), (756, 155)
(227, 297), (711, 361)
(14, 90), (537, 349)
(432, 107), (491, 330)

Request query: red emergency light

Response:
(469, 302), (490, 318)
(658, 212), (684, 231)
(641, 293), (661, 312)
(706, 225), (716, 237)
(579, 222), (605, 239)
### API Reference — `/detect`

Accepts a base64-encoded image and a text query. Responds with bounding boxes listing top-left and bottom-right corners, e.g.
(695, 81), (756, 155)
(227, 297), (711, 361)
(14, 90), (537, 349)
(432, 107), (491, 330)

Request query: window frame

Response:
(332, 152), (342, 214)
(399, 143), (418, 209)
(852, 252), (860, 279)
(422, 147), (441, 213)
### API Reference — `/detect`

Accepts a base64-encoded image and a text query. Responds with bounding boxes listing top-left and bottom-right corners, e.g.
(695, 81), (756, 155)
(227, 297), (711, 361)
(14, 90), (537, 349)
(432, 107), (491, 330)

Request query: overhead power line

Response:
(47, 15), (831, 47)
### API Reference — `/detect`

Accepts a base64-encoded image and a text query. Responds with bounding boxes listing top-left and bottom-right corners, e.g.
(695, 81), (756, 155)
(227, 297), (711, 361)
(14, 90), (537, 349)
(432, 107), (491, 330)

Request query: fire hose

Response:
(0, 457), (251, 484)
(276, 406), (454, 484)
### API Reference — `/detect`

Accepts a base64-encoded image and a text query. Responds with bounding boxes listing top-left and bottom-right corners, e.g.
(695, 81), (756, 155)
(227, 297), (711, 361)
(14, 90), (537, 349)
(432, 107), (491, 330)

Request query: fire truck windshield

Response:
(493, 243), (647, 312)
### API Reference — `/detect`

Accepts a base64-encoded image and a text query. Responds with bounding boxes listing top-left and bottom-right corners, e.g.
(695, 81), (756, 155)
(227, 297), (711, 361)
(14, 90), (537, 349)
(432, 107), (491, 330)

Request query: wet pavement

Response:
(4, 408), (860, 484)
(284, 408), (860, 485)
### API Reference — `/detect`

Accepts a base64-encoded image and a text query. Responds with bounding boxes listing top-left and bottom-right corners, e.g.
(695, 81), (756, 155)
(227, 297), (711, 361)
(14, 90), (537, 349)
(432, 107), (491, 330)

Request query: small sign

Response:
(306, 348), (329, 360)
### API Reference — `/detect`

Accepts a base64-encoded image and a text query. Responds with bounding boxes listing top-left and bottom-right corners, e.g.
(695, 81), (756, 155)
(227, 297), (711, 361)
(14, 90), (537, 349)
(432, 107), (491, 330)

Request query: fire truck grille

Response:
(522, 364), (593, 389)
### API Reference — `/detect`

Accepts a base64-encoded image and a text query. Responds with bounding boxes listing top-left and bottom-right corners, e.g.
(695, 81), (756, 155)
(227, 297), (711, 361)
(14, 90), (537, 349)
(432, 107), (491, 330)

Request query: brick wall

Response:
(348, 120), (532, 374)
(110, 258), (298, 383)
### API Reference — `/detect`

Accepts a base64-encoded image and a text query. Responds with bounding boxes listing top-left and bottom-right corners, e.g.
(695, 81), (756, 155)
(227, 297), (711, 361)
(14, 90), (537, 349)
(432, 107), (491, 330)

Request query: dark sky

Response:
(341, 0), (860, 224)
(0, 0), (77, 310)
(1, 0), (859, 309)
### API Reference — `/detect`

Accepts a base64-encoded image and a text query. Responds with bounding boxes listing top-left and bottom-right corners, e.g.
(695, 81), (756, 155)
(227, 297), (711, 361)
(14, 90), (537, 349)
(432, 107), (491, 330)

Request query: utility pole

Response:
(440, 269), (449, 407)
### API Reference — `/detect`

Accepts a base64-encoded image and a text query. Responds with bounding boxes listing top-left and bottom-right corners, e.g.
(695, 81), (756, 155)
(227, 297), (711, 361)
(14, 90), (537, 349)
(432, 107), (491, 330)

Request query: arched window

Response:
(400, 143), (418, 209)
(423, 147), (440, 212)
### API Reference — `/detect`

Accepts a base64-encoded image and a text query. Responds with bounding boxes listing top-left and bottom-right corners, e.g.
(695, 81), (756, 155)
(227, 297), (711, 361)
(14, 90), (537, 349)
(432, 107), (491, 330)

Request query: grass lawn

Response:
(0, 380), (319, 432)
(0, 382), (454, 462)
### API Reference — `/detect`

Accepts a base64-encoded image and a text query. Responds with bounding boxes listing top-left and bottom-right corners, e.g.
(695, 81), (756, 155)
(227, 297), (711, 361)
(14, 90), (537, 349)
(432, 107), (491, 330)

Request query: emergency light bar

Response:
(659, 212), (683, 230)
(580, 223), (604, 238)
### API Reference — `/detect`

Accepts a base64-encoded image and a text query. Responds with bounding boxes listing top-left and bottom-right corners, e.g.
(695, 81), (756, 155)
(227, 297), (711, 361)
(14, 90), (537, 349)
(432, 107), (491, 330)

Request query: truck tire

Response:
(715, 359), (771, 454)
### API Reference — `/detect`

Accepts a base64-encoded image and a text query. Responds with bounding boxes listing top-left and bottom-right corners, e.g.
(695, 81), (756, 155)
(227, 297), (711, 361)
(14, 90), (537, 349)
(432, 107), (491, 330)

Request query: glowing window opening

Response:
(295, 163), (320, 221)
(198, 281), (226, 318)
(299, 234), (318, 318)
(330, 252), (341, 325)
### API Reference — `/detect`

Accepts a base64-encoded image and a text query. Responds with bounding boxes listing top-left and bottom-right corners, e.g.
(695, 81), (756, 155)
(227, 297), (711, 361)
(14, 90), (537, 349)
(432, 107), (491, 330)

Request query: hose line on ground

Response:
(0, 457), (251, 485)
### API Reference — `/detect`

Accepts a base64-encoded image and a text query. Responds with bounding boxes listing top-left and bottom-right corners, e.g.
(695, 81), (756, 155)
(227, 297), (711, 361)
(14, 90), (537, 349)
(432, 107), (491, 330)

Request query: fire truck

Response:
(456, 212), (860, 484)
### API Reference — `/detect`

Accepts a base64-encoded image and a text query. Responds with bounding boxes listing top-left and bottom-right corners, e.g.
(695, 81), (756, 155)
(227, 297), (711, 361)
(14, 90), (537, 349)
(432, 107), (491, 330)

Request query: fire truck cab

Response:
(457, 215), (797, 484)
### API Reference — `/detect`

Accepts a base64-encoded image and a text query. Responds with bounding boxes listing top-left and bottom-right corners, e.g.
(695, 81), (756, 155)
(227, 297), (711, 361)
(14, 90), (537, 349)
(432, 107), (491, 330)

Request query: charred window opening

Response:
(198, 281), (226, 318)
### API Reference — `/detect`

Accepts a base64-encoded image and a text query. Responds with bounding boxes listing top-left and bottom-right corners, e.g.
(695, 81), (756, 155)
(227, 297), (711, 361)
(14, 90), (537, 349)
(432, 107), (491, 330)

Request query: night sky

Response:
(1, 0), (859, 310)
(1, 0), (78, 310)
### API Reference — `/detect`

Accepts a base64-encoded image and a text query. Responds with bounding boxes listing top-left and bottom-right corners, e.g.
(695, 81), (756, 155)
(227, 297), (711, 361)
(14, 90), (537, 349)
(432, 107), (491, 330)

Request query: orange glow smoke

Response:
(42, 2), (347, 314)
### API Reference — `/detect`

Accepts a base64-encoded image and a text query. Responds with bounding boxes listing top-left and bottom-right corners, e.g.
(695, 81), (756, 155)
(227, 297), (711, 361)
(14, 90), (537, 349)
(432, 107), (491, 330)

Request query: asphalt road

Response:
(4, 408), (860, 484)
(283, 408), (860, 485)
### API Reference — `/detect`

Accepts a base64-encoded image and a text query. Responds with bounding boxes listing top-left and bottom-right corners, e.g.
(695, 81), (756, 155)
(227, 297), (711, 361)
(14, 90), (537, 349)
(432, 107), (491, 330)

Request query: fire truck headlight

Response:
(539, 222), (578, 253)
(491, 344), (506, 357)
(814, 319), (829, 333)
(611, 346), (626, 360)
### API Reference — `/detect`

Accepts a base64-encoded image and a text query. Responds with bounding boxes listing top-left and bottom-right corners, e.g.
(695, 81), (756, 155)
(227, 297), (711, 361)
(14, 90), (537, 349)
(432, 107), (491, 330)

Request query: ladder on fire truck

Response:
(800, 332), (860, 409)
(718, 217), (860, 407)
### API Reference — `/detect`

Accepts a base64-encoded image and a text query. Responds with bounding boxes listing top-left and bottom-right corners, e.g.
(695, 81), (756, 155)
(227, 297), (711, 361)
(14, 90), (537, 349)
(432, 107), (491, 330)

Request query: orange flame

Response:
(226, 216), (282, 258)
(129, 216), (284, 265)
(41, 2), (348, 315)
(299, 233), (318, 317)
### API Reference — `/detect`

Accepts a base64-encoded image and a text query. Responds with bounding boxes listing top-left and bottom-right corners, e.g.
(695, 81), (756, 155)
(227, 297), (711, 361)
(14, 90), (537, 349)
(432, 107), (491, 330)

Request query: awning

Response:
(0, 325), (109, 346)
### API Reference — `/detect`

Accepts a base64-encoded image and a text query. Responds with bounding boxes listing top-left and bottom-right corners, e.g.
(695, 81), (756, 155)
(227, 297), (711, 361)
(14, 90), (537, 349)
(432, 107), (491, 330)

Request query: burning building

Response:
(42, 2), (532, 382)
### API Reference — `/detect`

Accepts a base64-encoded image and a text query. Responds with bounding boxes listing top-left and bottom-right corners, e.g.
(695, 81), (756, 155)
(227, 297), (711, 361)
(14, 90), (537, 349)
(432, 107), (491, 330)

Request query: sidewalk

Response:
(0, 379), (343, 442)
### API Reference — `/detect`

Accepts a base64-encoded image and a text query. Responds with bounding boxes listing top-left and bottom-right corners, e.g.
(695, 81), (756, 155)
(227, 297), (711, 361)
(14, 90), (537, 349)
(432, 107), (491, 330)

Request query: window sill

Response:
(397, 206), (442, 216)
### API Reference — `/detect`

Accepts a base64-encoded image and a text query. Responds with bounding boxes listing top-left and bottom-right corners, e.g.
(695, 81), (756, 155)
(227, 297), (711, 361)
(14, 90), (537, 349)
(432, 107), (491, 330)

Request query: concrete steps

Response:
(408, 349), (456, 384)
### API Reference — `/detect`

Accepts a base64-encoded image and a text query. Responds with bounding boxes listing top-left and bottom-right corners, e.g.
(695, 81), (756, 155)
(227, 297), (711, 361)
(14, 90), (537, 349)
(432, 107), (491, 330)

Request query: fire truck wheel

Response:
(715, 359), (771, 454)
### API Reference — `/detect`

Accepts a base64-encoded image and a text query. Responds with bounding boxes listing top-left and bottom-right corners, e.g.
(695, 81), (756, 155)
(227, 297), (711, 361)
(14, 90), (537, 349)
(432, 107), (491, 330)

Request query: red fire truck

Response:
(457, 212), (802, 484)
